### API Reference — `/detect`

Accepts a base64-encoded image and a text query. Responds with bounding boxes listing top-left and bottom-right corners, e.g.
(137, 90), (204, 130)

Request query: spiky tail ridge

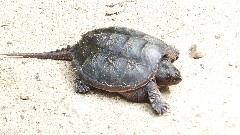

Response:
(1, 45), (73, 61)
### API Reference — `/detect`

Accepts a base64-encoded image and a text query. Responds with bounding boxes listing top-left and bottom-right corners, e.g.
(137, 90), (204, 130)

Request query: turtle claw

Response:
(74, 79), (90, 93)
(151, 100), (169, 115)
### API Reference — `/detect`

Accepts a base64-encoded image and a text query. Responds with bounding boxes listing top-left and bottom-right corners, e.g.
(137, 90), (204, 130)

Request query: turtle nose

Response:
(172, 70), (182, 84)
(174, 73), (182, 84)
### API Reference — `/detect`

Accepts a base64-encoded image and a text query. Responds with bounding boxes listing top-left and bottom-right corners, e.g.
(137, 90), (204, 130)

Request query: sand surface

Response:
(1, 0), (240, 134)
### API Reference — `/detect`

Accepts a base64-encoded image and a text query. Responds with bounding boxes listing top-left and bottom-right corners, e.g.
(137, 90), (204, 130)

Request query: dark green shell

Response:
(71, 27), (172, 92)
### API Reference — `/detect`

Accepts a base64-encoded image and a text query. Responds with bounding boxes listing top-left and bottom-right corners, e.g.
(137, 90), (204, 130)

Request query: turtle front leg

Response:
(118, 81), (169, 115)
(74, 78), (90, 93)
(146, 81), (169, 115)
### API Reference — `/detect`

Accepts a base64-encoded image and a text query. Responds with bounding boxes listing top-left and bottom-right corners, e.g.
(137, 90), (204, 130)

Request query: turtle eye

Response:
(162, 54), (169, 60)
(163, 54), (178, 63)
(162, 54), (173, 63)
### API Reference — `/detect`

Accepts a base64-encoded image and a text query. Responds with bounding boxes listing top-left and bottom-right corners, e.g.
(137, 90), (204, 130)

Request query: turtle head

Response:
(155, 60), (182, 86)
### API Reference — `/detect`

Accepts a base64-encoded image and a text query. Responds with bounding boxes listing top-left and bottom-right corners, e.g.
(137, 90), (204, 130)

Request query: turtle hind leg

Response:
(74, 78), (91, 93)
(146, 81), (169, 115)
(118, 87), (149, 103)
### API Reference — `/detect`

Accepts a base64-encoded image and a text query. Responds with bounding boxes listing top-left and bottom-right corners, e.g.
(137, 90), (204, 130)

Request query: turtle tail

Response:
(1, 45), (73, 61)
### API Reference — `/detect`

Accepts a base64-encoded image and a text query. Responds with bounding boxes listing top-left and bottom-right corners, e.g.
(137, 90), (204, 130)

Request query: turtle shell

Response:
(71, 27), (171, 92)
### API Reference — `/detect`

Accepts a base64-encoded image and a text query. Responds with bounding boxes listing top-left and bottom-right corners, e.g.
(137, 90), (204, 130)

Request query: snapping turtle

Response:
(2, 27), (182, 115)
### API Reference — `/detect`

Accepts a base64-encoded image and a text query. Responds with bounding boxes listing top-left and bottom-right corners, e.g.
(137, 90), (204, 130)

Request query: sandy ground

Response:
(1, 0), (240, 134)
